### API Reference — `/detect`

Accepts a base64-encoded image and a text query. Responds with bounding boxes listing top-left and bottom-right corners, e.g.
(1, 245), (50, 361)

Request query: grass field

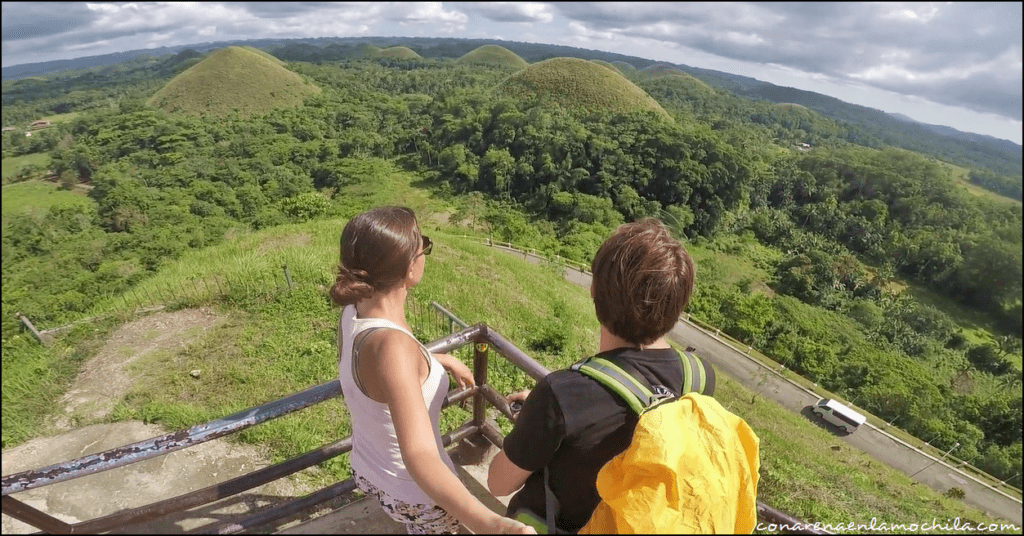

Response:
(1, 178), (93, 226)
(38, 111), (82, 124)
(938, 160), (1021, 206)
(1, 153), (51, 182)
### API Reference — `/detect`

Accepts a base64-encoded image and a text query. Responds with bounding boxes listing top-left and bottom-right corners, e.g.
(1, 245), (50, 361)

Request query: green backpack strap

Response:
(572, 350), (715, 414)
(680, 350), (715, 397)
(572, 357), (655, 414)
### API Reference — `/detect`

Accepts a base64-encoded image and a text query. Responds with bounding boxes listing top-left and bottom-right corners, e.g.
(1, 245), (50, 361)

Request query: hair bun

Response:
(331, 264), (375, 306)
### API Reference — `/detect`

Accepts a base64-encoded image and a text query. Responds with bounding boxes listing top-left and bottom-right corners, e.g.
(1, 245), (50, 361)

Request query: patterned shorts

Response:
(354, 473), (461, 534)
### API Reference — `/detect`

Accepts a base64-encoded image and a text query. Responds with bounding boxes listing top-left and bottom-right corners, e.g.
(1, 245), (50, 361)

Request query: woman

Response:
(331, 206), (533, 535)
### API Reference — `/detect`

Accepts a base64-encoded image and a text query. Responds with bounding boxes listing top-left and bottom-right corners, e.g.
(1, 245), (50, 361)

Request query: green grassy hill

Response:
(494, 57), (672, 120)
(589, 59), (621, 74)
(610, 60), (636, 73)
(635, 62), (704, 83)
(457, 45), (528, 69)
(352, 43), (382, 59)
(636, 62), (682, 76)
(377, 46), (422, 60)
(146, 46), (321, 119)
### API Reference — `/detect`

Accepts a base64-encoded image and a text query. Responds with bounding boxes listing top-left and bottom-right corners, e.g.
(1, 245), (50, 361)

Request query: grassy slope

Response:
(240, 46), (285, 65)
(495, 57), (672, 121)
(936, 160), (1022, 206)
(146, 46), (321, 118)
(2, 162), (1010, 528)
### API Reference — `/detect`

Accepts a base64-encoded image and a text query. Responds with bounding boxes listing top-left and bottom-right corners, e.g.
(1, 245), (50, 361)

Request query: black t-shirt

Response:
(502, 346), (715, 533)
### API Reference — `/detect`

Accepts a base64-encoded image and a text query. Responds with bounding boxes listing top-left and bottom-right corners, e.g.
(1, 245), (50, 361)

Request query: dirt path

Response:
(2, 308), (320, 534)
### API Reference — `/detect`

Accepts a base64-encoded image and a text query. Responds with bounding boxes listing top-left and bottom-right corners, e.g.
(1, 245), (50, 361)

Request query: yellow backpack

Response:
(575, 356), (761, 534)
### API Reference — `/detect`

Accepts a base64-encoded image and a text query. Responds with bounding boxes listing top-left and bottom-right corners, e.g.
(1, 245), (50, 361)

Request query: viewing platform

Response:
(3, 313), (821, 534)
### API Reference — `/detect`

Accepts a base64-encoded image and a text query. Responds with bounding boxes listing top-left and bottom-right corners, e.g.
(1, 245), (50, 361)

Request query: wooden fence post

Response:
(17, 313), (52, 346)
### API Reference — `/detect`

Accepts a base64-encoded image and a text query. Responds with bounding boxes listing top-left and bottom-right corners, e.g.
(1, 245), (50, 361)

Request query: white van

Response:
(812, 398), (866, 433)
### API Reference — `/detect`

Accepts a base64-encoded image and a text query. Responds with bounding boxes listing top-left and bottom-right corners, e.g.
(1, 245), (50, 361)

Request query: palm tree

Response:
(981, 374), (1022, 404)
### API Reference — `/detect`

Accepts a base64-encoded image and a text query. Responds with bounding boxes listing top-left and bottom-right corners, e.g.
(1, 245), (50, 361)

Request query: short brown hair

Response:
(590, 218), (695, 345)
(330, 206), (421, 306)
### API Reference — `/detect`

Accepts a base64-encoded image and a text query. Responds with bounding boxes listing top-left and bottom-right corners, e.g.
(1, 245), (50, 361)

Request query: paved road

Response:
(489, 243), (1023, 526)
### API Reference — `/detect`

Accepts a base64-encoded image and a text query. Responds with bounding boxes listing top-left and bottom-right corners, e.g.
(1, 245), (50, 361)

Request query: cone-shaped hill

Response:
(240, 46), (285, 65)
(160, 48), (208, 75)
(457, 45), (528, 69)
(353, 43), (382, 59)
(636, 62), (693, 79)
(494, 57), (671, 121)
(772, 102), (826, 121)
(165, 48), (205, 66)
(146, 46), (320, 119)
(590, 60), (621, 74)
(635, 62), (717, 96)
(377, 46), (422, 60)
(611, 61), (636, 73)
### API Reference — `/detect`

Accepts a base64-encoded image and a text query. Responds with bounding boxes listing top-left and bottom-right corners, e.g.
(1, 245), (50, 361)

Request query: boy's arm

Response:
(488, 450), (533, 497)
(487, 377), (565, 497)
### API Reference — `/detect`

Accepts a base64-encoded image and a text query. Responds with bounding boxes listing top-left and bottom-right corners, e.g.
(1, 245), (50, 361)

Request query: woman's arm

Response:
(434, 352), (475, 390)
(368, 333), (532, 534)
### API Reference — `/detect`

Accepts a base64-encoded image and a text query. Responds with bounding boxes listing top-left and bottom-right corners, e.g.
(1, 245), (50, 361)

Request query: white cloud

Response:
(724, 31), (764, 47)
(468, 2), (555, 24)
(879, 2), (942, 24)
(65, 39), (111, 52)
(391, 2), (468, 31)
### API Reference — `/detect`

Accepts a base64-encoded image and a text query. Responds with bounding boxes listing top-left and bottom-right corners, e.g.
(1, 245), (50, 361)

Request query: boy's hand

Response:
(506, 390), (530, 421)
(507, 389), (531, 403)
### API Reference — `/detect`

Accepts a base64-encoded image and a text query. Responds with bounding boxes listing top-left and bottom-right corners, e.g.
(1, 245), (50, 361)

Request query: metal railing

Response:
(2, 321), (823, 534)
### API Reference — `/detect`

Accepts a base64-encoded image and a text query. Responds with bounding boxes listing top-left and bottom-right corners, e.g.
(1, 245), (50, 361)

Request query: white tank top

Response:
(337, 304), (457, 505)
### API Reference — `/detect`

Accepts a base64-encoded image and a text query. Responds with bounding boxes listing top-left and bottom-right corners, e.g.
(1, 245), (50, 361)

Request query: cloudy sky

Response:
(3, 2), (1021, 144)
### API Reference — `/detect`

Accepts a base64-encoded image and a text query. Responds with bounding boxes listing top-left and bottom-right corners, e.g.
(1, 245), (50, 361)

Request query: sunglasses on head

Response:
(420, 235), (432, 256)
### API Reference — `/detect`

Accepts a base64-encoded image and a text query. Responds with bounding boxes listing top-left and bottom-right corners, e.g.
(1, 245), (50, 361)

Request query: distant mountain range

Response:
(3, 35), (1020, 177)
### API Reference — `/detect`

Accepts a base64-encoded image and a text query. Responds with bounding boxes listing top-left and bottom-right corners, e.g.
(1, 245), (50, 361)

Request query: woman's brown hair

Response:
(330, 206), (421, 306)
(590, 218), (695, 345)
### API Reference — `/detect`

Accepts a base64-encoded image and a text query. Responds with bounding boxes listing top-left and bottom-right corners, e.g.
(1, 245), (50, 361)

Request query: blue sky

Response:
(2, 2), (1021, 144)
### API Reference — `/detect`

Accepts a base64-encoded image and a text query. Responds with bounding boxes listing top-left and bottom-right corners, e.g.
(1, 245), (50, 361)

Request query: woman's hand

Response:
(436, 353), (475, 390)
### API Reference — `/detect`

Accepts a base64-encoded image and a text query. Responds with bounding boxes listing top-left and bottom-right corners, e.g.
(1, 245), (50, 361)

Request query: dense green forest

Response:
(2, 44), (1021, 485)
